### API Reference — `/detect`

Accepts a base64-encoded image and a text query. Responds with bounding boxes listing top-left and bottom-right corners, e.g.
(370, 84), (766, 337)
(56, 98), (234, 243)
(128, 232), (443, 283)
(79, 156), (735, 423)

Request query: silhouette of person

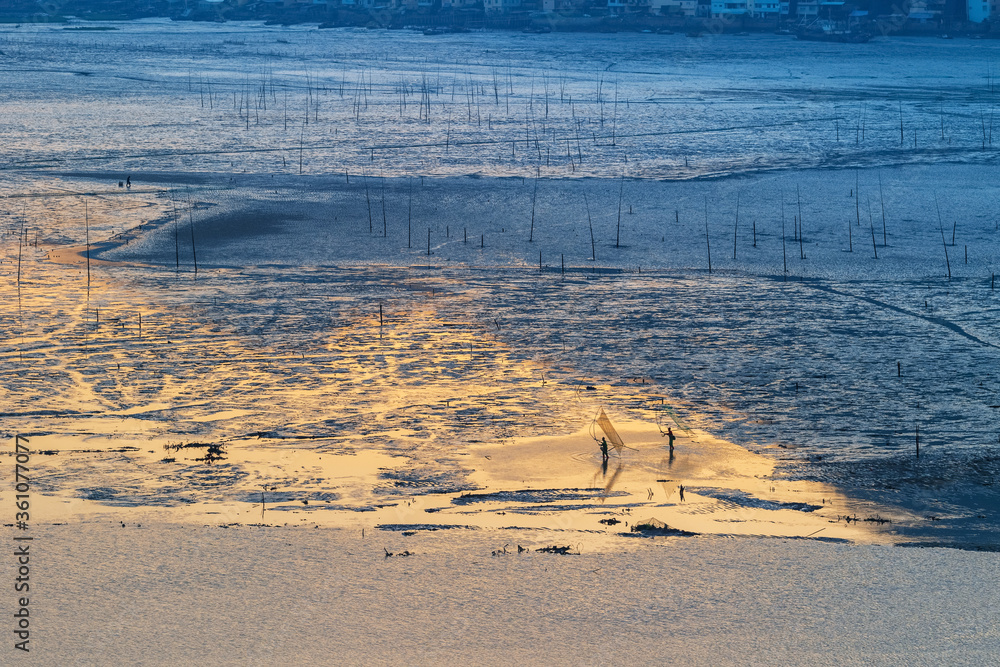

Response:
(667, 427), (676, 452)
(679, 484), (685, 502)
(126, 175), (131, 189)
(599, 437), (609, 462)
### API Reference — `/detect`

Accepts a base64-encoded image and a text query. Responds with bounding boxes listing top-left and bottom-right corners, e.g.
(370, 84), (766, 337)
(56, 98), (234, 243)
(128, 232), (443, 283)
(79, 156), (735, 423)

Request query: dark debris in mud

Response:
(536, 545), (577, 555)
(384, 547), (414, 558)
(164, 441), (227, 463)
(4, 446), (141, 455)
(629, 519), (697, 537)
(839, 514), (893, 525)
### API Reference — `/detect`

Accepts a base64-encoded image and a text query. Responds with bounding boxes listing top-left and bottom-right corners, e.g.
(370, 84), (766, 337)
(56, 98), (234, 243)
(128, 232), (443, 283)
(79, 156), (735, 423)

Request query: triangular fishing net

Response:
(594, 407), (625, 453)
(656, 405), (692, 435)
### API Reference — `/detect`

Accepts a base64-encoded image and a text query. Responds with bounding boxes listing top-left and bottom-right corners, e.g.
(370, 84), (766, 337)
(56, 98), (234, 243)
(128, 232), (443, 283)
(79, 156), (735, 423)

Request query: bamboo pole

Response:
(85, 200), (90, 286)
(704, 197), (712, 274)
(867, 197), (878, 259)
(935, 194), (951, 280)
(733, 190), (740, 261)
(878, 171), (887, 246)
(530, 176), (538, 243)
(188, 195), (198, 275)
(616, 170), (624, 248)
(585, 192), (595, 261)
(781, 199), (787, 278)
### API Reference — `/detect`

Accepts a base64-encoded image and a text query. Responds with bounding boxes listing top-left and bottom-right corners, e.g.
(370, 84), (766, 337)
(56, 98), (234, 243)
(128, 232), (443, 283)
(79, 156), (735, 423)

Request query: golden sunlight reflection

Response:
(2, 179), (916, 552)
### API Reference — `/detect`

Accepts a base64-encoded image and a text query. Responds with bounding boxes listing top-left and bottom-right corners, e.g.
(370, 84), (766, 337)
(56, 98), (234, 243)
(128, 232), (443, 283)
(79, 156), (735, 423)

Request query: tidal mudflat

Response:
(2, 20), (999, 663)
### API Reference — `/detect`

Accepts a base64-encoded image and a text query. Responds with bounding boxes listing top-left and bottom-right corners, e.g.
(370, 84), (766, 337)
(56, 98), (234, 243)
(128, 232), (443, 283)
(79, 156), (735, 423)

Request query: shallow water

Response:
(2, 23), (999, 548)
(4, 21), (1000, 180)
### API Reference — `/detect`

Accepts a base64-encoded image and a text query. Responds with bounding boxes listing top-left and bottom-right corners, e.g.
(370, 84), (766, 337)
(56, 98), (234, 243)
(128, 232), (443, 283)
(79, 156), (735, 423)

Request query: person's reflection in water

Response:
(668, 448), (675, 467)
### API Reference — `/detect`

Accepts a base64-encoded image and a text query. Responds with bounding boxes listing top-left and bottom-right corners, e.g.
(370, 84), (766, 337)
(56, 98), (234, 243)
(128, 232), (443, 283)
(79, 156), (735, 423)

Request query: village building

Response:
(967, 0), (997, 21)
(649, 0), (698, 15)
(710, 0), (781, 16)
(485, 0), (524, 12)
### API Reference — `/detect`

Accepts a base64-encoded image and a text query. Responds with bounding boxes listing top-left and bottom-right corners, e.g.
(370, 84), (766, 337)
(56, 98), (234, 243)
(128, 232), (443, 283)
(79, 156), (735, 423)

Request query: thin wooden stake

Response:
(188, 195), (198, 276)
(363, 170), (373, 234)
(16, 220), (23, 286)
(855, 171), (861, 227)
(584, 192), (595, 261)
(616, 171), (624, 248)
(530, 176), (538, 242)
(173, 202), (179, 271)
(935, 194), (950, 279)
(85, 200), (91, 286)
(733, 190), (740, 261)
(704, 197), (712, 274)
(899, 102), (904, 145)
(878, 171), (887, 246)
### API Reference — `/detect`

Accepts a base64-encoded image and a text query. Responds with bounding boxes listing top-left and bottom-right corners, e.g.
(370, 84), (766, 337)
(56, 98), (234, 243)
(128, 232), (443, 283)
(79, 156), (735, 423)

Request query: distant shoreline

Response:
(0, 10), (996, 40)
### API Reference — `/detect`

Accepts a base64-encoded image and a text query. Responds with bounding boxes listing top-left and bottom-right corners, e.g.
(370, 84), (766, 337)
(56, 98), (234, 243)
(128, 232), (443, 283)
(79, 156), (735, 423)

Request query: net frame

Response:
(591, 407), (633, 453)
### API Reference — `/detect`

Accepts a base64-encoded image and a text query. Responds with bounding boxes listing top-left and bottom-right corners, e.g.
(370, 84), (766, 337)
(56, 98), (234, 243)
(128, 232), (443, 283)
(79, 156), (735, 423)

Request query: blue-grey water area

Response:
(2, 21), (999, 548)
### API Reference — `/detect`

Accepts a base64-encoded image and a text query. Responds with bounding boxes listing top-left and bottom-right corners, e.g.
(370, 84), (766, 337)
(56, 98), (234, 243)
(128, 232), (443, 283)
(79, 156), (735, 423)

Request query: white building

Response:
(541, 0), (581, 10)
(710, 0), (779, 15)
(484, 0), (522, 12)
(608, 0), (651, 14)
(968, 0), (998, 21)
(650, 0), (697, 15)
(711, 0), (747, 14)
(749, 0), (780, 15)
